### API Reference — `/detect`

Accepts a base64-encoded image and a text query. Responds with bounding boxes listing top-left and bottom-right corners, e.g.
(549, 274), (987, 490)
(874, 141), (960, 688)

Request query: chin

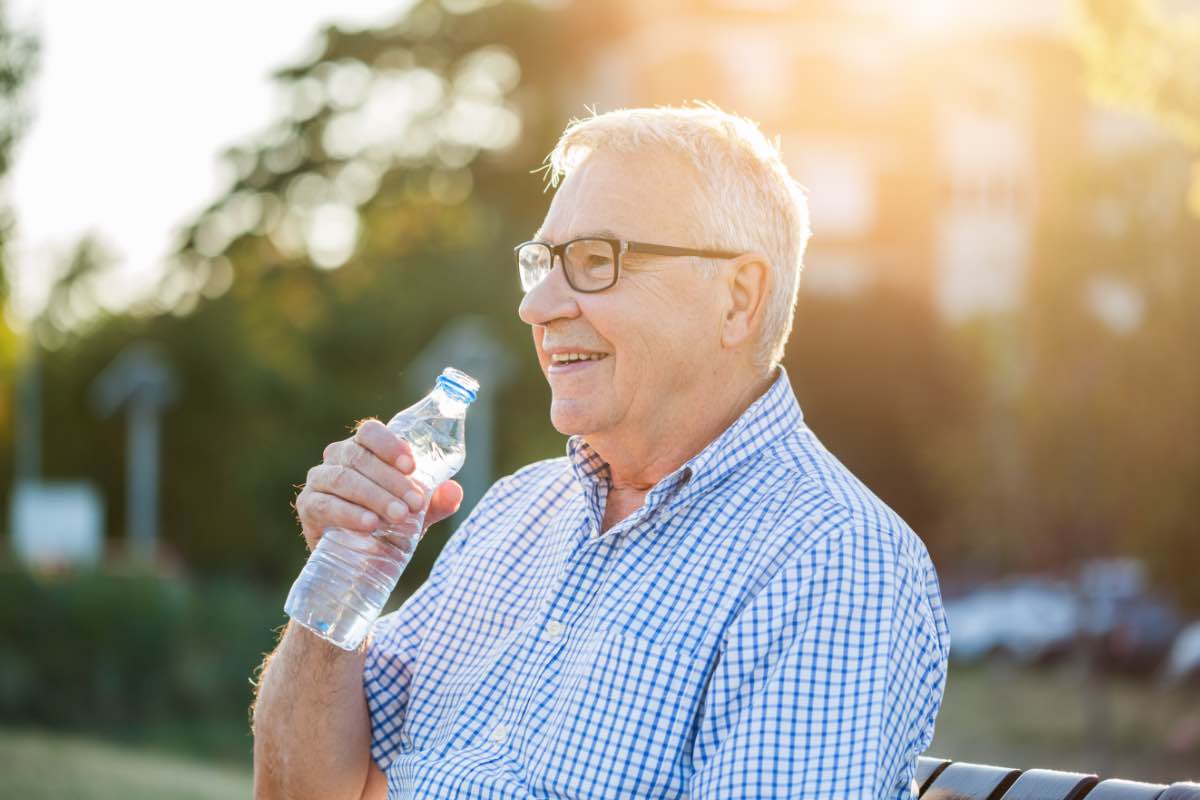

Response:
(548, 399), (598, 437)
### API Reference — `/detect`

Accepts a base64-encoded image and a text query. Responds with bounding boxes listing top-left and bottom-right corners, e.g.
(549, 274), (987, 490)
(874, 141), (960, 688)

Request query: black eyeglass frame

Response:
(514, 237), (742, 293)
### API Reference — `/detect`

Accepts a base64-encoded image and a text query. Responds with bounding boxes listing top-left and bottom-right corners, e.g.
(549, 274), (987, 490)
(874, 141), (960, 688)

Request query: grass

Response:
(930, 661), (1200, 784)
(2, 662), (1197, 795)
(0, 727), (252, 800)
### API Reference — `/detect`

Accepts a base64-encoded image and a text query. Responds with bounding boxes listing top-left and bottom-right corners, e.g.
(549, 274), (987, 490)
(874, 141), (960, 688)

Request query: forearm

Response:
(252, 622), (376, 800)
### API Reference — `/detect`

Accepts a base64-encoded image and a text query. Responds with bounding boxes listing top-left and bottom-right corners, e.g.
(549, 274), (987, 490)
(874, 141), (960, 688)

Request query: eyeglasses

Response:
(514, 237), (741, 293)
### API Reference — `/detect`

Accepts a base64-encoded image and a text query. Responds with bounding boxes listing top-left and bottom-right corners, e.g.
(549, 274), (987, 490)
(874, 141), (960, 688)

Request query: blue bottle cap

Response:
(436, 367), (479, 403)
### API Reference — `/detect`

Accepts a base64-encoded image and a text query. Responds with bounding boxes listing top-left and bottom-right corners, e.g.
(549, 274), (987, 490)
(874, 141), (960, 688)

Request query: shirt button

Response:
(544, 620), (565, 640)
(489, 724), (510, 744)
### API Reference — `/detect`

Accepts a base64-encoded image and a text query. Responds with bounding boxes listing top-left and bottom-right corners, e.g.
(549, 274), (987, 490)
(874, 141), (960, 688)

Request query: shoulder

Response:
(724, 428), (951, 658)
(740, 425), (948, 642)
(777, 426), (951, 659)
(480, 455), (574, 509)
(750, 424), (929, 569)
(439, 455), (574, 556)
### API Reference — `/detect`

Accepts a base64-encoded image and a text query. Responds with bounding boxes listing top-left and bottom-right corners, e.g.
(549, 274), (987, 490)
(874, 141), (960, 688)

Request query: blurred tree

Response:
(1022, 144), (1200, 610)
(0, 0), (37, 524)
(28, 0), (1103, 611)
(1078, 0), (1200, 215)
(25, 0), (1001, 596)
(34, 0), (630, 588)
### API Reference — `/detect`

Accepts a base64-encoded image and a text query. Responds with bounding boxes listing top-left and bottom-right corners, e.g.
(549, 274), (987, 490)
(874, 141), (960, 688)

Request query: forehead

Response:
(536, 147), (705, 244)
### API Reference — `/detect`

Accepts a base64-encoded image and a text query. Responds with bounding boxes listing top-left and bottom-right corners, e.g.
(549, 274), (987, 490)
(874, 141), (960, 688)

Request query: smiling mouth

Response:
(547, 352), (609, 373)
(549, 352), (609, 364)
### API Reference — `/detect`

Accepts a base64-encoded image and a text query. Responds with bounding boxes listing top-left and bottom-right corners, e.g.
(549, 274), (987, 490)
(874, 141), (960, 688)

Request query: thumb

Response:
(425, 480), (464, 528)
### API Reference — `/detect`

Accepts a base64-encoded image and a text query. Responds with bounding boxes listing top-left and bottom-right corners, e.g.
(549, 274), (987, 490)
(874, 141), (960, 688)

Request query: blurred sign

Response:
(9, 480), (105, 570)
(88, 341), (178, 560)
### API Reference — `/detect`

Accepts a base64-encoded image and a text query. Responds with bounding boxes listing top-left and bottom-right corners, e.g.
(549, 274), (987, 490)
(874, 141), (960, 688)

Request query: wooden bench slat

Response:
(924, 761), (1022, 800)
(918, 757), (953, 793)
(1084, 778), (1169, 800)
(997, 768), (1098, 800)
(913, 758), (1192, 800)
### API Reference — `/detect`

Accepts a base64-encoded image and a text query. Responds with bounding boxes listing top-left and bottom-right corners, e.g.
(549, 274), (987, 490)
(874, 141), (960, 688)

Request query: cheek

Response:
(532, 327), (546, 363)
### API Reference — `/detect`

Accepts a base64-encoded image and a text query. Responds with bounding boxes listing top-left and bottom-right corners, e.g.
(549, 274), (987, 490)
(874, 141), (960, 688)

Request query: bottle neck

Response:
(430, 386), (470, 417)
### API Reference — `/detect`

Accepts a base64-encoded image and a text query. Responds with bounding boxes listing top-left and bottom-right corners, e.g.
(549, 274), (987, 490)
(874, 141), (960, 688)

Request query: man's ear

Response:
(721, 253), (771, 350)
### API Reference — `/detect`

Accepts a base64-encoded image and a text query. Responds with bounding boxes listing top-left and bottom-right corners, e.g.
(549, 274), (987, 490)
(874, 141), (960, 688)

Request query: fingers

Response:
(304, 462), (419, 527)
(295, 489), (380, 549)
(328, 442), (426, 510)
(425, 481), (464, 528)
(354, 419), (414, 473)
(324, 424), (427, 512)
(298, 420), (462, 551)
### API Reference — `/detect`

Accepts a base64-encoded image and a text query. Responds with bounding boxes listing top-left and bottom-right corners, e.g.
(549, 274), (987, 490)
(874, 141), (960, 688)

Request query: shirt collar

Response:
(565, 366), (804, 518)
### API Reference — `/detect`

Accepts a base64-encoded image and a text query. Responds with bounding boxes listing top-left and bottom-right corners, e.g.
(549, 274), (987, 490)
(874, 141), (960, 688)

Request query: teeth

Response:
(551, 352), (607, 363)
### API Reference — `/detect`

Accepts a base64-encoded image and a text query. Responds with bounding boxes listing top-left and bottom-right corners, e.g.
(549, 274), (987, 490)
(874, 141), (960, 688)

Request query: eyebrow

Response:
(531, 228), (622, 243)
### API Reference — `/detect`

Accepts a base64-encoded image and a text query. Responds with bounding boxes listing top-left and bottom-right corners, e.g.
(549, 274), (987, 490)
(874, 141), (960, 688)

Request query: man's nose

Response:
(518, 256), (580, 326)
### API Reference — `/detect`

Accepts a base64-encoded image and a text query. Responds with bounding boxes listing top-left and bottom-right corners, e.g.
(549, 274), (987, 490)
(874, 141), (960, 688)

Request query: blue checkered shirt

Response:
(364, 368), (951, 799)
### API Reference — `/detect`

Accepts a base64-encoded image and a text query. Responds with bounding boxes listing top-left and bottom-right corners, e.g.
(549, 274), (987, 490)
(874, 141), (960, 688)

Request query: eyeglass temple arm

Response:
(624, 241), (741, 259)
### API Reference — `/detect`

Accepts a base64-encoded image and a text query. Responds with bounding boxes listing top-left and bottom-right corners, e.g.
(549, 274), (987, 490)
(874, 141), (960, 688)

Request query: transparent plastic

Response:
(284, 367), (478, 650)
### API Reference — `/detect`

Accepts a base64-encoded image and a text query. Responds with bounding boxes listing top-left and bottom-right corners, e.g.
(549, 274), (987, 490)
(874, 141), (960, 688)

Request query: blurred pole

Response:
(88, 342), (178, 562)
(14, 338), (41, 480)
(406, 316), (516, 527)
(1077, 571), (1113, 774)
(127, 388), (161, 560)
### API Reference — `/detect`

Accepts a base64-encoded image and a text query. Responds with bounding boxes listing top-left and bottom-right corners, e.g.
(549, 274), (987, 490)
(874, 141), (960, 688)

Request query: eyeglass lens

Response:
(517, 239), (617, 292)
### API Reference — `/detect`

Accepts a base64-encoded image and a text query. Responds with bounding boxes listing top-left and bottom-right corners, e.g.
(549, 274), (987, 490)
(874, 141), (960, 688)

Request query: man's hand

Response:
(294, 418), (464, 550)
(255, 418), (465, 800)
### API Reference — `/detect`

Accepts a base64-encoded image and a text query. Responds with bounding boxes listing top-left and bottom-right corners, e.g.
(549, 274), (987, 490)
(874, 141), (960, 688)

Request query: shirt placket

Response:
(477, 506), (621, 753)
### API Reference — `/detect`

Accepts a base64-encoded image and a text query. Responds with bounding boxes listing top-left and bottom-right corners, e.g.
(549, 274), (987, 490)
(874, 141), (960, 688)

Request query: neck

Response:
(586, 364), (778, 494)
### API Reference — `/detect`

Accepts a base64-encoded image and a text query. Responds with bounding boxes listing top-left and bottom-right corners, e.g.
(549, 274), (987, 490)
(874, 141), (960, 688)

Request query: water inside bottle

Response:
(373, 416), (466, 548)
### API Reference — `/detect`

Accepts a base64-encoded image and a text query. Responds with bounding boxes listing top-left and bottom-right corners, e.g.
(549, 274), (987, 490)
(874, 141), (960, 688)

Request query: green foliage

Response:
(1078, 0), (1200, 214)
(11, 0), (1199, 621)
(0, 568), (284, 741)
(0, 0), (37, 179)
(0, 0), (38, 521)
(31, 0), (569, 590)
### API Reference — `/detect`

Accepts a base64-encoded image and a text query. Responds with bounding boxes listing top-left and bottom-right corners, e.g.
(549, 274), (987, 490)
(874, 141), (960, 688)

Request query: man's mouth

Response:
(546, 351), (610, 373)
(549, 352), (609, 364)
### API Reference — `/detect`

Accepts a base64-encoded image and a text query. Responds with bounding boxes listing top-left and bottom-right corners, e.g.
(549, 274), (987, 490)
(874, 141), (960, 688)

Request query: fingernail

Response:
(361, 511), (379, 528)
(403, 490), (424, 511)
(396, 455), (413, 473)
(387, 501), (407, 521)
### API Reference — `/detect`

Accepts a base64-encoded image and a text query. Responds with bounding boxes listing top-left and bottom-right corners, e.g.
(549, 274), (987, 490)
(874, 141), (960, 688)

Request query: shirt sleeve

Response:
(687, 520), (950, 800)
(362, 476), (511, 772)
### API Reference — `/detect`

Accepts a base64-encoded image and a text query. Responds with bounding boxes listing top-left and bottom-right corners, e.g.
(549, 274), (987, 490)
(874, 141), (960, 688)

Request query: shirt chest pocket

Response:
(524, 626), (717, 798)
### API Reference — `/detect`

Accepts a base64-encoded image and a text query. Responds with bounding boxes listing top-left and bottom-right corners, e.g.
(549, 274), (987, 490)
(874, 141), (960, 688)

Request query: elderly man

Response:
(253, 106), (951, 799)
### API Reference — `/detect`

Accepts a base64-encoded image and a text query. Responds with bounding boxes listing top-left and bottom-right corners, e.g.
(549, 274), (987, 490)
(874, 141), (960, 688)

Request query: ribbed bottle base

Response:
(284, 528), (408, 650)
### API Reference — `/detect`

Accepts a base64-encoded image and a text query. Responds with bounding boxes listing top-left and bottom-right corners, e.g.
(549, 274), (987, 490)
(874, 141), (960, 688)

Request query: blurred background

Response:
(1, 0), (1198, 796)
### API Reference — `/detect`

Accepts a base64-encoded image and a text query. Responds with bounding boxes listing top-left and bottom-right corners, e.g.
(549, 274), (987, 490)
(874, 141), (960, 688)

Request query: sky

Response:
(4, 0), (413, 325)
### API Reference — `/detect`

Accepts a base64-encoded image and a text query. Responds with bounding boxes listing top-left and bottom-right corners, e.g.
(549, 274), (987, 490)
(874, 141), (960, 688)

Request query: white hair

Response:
(543, 103), (812, 368)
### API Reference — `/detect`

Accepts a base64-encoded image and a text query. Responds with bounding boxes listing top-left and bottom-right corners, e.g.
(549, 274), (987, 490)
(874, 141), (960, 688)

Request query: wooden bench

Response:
(914, 757), (1200, 800)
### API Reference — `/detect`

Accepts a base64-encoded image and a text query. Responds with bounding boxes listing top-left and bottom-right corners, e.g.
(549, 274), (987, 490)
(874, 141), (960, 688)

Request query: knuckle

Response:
(312, 494), (333, 520)
(347, 443), (372, 472)
(330, 466), (352, 493)
(354, 418), (383, 439)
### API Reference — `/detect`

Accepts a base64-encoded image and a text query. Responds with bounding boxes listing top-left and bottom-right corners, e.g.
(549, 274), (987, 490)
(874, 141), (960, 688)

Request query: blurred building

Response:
(567, 0), (1168, 320)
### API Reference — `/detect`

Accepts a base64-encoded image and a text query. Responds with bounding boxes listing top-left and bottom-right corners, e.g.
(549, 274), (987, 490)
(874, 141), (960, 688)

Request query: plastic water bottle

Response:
(284, 367), (479, 650)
